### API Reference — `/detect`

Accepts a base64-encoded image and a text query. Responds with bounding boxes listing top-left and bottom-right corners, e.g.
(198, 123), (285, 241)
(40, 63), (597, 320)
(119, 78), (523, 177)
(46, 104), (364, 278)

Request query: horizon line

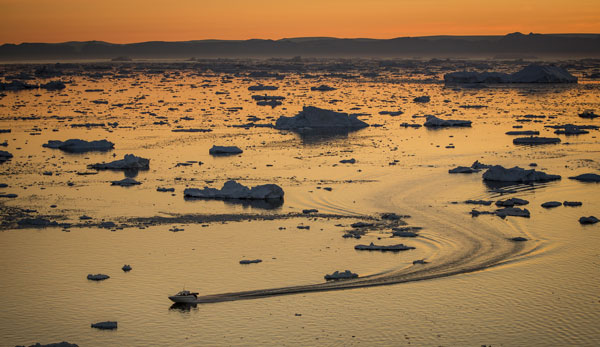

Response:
(3, 32), (600, 46)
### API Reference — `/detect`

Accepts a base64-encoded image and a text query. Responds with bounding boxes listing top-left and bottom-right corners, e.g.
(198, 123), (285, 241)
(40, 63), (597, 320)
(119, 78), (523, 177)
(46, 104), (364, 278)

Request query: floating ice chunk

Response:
(43, 139), (114, 153)
(311, 85), (336, 91)
(578, 110), (598, 119)
(482, 165), (561, 182)
(91, 321), (117, 330)
(513, 137), (560, 145)
(111, 177), (141, 186)
(87, 274), (110, 281)
(505, 130), (539, 136)
(89, 154), (149, 170)
(413, 96), (430, 103)
(424, 115), (471, 127)
(449, 166), (480, 174)
(184, 180), (284, 200)
(541, 201), (562, 208)
(495, 207), (530, 218)
(0, 150), (13, 163)
(554, 124), (589, 135)
(16, 342), (79, 347)
(248, 84), (278, 91)
(324, 270), (358, 280)
(564, 201), (583, 207)
(569, 173), (600, 182)
(510, 65), (577, 83)
(209, 145), (243, 155)
(444, 64), (577, 84)
(579, 216), (599, 224)
(354, 242), (415, 251)
(40, 81), (66, 91)
(495, 198), (529, 207)
(275, 106), (368, 130)
(239, 259), (262, 264)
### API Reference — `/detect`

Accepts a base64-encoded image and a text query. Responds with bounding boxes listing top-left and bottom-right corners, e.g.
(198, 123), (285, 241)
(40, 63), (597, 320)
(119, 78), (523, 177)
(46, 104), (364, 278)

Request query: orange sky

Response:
(0, 0), (599, 44)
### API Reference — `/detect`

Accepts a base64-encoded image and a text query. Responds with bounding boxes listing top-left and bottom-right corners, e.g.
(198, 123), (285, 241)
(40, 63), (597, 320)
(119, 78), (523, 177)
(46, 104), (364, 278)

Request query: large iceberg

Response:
(482, 165), (561, 182)
(444, 64), (577, 84)
(275, 106), (368, 131)
(184, 180), (284, 200)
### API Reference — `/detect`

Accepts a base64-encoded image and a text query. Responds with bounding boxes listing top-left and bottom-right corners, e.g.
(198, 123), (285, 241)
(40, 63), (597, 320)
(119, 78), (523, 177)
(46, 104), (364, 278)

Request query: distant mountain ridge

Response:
(1, 32), (599, 61)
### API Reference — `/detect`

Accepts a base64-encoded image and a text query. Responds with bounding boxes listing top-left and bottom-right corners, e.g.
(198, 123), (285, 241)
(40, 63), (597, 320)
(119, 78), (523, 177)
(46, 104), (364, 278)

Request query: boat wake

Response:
(193, 174), (536, 304)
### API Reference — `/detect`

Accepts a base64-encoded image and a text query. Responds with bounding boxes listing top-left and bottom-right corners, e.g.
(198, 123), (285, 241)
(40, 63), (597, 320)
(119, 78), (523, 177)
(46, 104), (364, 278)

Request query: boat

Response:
(168, 290), (199, 303)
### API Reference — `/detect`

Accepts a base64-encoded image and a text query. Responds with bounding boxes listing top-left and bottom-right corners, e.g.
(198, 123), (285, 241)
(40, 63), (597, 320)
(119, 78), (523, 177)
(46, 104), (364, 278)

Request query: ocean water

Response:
(0, 60), (599, 346)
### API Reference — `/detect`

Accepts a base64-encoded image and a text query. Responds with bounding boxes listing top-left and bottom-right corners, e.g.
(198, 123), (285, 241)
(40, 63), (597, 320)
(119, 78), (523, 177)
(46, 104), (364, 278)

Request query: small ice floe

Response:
(0, 150), (13, 163)
(122, 265), (132, 272)
(424, 115), (471, 127)
(449, 166), (480, 174)
(513, 137), (561, 145)
(43, 139), (114, 153)
(87, 274), (110, 281)
(412, 259), (428, 265)
(171, 128), (212, 133)
(239, 259), (262, 264)
(17, 218), (59, 227)
(111, 178), (141, 186)
(91, 321), (117, 330)
(324, 270), (358, 280)
(339, 158), (356, 164)
(510, 237), (528, 242)
(495, 207), (530, 218)
(541, 201), (562, 208)
(400, 122), (422, 128)
(274, 106), (368, 131)
(578, 110), (598, 119)
(579, 216), (599, 225)
(248, 84), (278, 91)
(482, 165), (561, 182)
(302, 209), (319, 214)
(0, 193), (17, 198)
(350, 222), (374, 228)
(79, 215), (92, 220)
(208, 145), (243, 155)
(391, 228), (418, 237)
(354, 242), (415, 251)
(569, 173), (600, 182)
(564, 201), (583, 207)
(184, 180), (284, 200)
(157, 187), (175, 192)
(89, 154), (150, 170)
(311, 85), (336, 91)
(495, 198), (529, 207)
(465, 200), (493, 206)
(470, 209), (496, 217)
(505, 130), (539, 136)
(379, 110), (404, 116)
(40, 81), (67, 91)
(17, 342), (78, 347)
(413, 96), (430, 103)
(169, 227), (184, 232)
(553, 124), (589, 135)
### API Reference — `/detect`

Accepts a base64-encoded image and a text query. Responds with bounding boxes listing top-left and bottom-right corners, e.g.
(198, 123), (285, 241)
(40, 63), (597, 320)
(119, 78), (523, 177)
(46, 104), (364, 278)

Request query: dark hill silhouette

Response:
(1, 32), (599, 61)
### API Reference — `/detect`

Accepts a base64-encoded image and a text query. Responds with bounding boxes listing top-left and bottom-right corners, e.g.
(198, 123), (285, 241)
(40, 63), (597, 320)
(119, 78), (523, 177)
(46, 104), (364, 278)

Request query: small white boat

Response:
(168, 290), (199, 303)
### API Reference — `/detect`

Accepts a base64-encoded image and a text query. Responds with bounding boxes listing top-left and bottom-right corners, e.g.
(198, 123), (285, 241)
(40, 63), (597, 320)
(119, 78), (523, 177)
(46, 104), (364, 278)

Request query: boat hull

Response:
(168, 295), (198, 303)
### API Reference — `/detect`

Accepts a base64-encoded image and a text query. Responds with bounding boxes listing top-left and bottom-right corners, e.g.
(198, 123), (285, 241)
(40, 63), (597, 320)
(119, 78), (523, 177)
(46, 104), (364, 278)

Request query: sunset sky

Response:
(1, 0), (599, 44)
